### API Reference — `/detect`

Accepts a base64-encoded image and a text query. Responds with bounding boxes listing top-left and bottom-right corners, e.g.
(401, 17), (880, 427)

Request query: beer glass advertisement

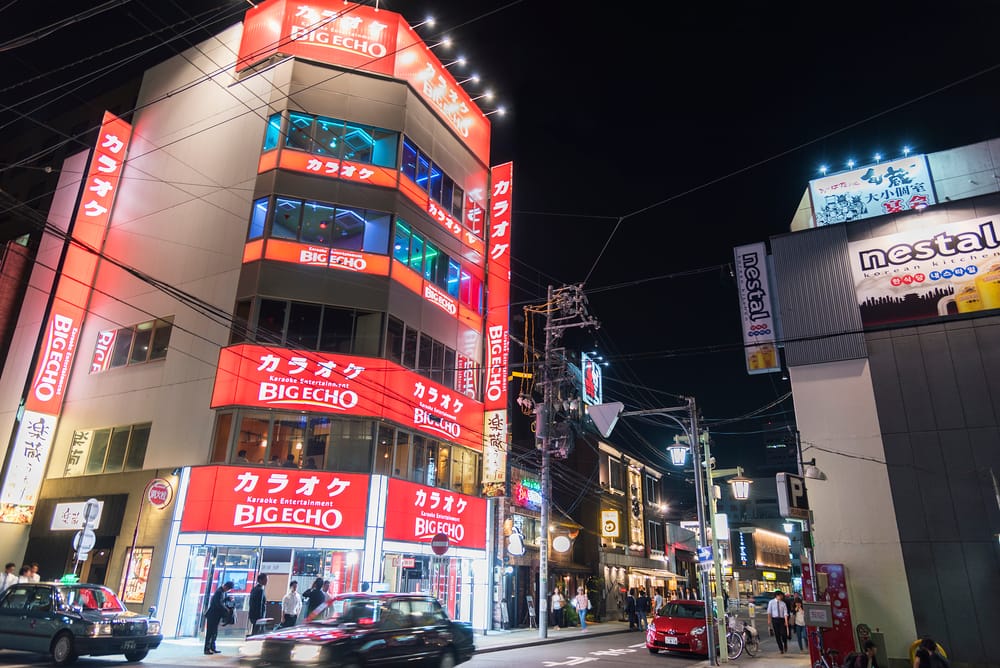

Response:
(847, 214), (1000, 326)
(809, 155), (935, 227)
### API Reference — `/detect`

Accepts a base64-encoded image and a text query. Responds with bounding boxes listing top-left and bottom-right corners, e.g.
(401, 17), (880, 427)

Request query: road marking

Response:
(542, 657), (598, 666)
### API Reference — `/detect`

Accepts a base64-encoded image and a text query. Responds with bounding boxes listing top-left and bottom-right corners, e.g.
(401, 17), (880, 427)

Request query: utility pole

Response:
(703, 431), (729, 663)
(536, 284), (599, 639)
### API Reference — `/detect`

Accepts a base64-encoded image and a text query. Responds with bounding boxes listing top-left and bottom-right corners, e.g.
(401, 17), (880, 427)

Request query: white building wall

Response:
(0, 151), (89, 559)
(790, 358), (917, 660)
(47, 24), (268, 474)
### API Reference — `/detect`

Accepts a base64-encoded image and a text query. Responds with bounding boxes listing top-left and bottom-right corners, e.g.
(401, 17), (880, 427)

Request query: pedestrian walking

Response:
(204, 581), (234, 654)
(27, 563), (40, 582)
(573, 586), (590, 631)
(625, 588), (638, 630)
(791, 599), (806, 651)
(248, 573), (268, 636)
(280, 581), (302, 628)
(17, 565), (32, 582)
(636, 588), (650, 630)
(0, 563), (17, 594)
(550, 587), (565, 630)
(303, 578), (325, 619)
(653, 587), (663, 614)
(766, 590), (790, 654)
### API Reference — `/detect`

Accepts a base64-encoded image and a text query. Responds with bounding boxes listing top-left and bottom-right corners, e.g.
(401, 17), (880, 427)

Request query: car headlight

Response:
(291, 644), (323, 662)
(239, 641), (264, 658)
(147, 621), (161, 635)
(87, 622), (113, 637)
(691, 626), (706, 636)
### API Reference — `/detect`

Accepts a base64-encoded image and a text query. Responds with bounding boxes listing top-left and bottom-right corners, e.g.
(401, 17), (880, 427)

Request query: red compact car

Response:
(646, 599), (712, 656)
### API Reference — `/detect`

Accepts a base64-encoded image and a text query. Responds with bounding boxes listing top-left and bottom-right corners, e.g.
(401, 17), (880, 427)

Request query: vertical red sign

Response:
(481, 162), (512, 496)
(1, 112), (131, 523)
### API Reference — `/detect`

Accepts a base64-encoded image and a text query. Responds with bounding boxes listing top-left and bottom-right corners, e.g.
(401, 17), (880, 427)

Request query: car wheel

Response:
(439, 650), (456, 668)
(51, 633), (77, 666)
(124, 649), (149, 662)
(648, 648), (659, 655)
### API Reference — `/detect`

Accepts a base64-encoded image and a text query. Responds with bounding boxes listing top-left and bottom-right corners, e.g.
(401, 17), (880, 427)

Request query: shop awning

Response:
(631, 567), (684, 580)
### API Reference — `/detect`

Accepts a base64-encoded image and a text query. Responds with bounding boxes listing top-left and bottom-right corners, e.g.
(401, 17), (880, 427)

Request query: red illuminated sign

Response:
(483, 162), (512, 410)
(261, 150), (399, 189)
(237, 1), (490, 163)
(391, 261), (484, 330)
(398, 175), (485, 257)
(181, 466), (369, 536)
(211, 345), (484, 451)
(26, 112), (131, 413)
(262, 238), (390, 275)
(383, 478), (486, 549)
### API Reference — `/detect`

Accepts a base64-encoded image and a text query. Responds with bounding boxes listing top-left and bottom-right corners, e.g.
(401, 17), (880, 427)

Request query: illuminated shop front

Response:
(158, 467), (488, 638)
(730, 528), (791, 596)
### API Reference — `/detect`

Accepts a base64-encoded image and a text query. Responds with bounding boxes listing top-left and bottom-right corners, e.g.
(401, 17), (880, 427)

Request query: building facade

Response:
(755, 140), (1000, 667)
(0, 0), (512, 636)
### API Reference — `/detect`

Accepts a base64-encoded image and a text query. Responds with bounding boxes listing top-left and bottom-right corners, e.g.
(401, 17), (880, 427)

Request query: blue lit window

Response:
(402, 137), (418, 181)
(371, 126), (398, 168)
(301, 201), (336, 245)
(263, 114), (282, 151)
(272, 198), (302, 239)
(446, 259), (460, 298)
(287, 112), (314, 151)
(313, 116), (345, 156)
(393, 220), (411, 263)
(428, 164), (443, 202)
(249, 197), (269, 239)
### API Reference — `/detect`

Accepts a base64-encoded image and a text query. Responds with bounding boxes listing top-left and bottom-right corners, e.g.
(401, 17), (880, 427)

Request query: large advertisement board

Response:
(733, 242), (780, 375)
(211, 344), (484, 452)
(809, 155), (935, 227)
(847, 214), (1000, 326)
(482, 162), (512, 497)
(383, 478), (486, 550)
(1, 112), (131, 524)
(181, 466), (370, 536)
(236, 0), (490, 164)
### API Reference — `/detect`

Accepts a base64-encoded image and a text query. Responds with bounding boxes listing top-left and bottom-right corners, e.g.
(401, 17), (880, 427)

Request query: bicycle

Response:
(724, 613), (746, 659)
(810, 628), (841, 668)
(736, 615), (760, 657)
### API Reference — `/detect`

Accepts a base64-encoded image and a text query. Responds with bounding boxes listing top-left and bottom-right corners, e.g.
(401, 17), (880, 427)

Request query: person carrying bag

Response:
(574, 586), (590, 632)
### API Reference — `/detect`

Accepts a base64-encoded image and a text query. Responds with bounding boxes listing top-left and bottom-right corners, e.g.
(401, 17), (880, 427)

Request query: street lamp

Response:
(588, 398), (720, 665)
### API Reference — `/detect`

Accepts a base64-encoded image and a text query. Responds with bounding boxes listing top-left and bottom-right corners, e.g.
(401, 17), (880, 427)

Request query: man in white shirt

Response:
(653, 588), (664, 615)
(280, 581), (302, 628)
(0, 563), (17, 594)
(27, 563), (40, 583)
(766, 590), (790, 654)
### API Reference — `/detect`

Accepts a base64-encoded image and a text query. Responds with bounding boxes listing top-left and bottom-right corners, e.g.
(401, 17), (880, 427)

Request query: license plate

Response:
(665, 637), (678, 645)
(122, 641), (136, 650)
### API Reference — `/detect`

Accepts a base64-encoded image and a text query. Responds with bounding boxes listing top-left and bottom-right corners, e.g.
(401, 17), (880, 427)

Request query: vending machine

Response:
(803, 563), (856, 666)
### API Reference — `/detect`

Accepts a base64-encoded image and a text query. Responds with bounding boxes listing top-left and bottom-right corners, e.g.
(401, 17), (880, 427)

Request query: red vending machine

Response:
(803, 563), (856, 666)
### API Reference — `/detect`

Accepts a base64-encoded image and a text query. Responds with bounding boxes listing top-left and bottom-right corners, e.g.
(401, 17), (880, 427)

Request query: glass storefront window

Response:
(249, 197), (268, 239)
(272, 198), (302, 239)
(451, 446), (480, 496)
(327, 419), (373, 472)
(271, 415), (307, 467)
(374, 425), (393, 475)
(392, 431), (410, 477)
(301, 201), (335, 246)
(236, 411), (271, 465)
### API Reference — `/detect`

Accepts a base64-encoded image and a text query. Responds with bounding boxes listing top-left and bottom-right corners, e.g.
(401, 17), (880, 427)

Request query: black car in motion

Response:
(0, 582), (162, 665)
(240, 592), (474, 668)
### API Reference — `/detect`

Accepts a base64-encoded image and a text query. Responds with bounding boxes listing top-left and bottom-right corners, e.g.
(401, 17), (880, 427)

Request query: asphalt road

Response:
(469, 634), (702, 667)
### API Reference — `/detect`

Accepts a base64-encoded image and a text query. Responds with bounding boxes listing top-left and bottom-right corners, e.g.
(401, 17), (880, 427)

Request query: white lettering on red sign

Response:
(259, 382), (359, 409)
(423, 283), (458, 315)
(298, 247), (329, 266)
(33, 314), (77, 402)
(415, 516), (465, 541)
(234, 503), (344, 532)
(330, 250), (367, 271)
(90, 329), (116, 373)
(484, 324), (506, 403)
(289, 25), (388, 59)
(413, 407), (461, 439)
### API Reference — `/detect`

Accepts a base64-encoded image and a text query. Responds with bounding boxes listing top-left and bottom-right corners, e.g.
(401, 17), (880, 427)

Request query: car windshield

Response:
(59, 586), (126, 612)
(320, 597), (379, 625)
(659, 602), (704, 619)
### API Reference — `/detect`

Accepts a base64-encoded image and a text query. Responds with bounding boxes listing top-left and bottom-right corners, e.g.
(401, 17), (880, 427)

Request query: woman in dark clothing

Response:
(303, 577), (326, 619)
(204, 581), (234, 655)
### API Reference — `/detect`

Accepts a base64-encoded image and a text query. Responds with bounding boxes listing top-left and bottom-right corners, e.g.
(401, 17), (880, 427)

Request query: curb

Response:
(474, 627), (633, 654)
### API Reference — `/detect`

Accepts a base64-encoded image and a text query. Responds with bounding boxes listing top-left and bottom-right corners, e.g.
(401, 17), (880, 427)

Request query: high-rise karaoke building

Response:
(0, 0), (511, 637)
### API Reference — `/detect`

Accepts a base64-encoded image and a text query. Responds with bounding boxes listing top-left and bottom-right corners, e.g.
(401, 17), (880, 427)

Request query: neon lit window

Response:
(263, 113), (282, 151)
(401, 136), (472, 237)
(393, 220), (411, 263)
(313, 116), (346, 155)
(446, 259), (460, 298)
(249, 198), (268, 239)
(253, 196), (391, 253)
(287, 112), (313, 151)
(278, 110), (398, 169)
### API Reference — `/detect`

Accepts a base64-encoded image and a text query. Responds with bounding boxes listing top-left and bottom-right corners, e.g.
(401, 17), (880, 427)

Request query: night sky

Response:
(5, 1), (1000, 478)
